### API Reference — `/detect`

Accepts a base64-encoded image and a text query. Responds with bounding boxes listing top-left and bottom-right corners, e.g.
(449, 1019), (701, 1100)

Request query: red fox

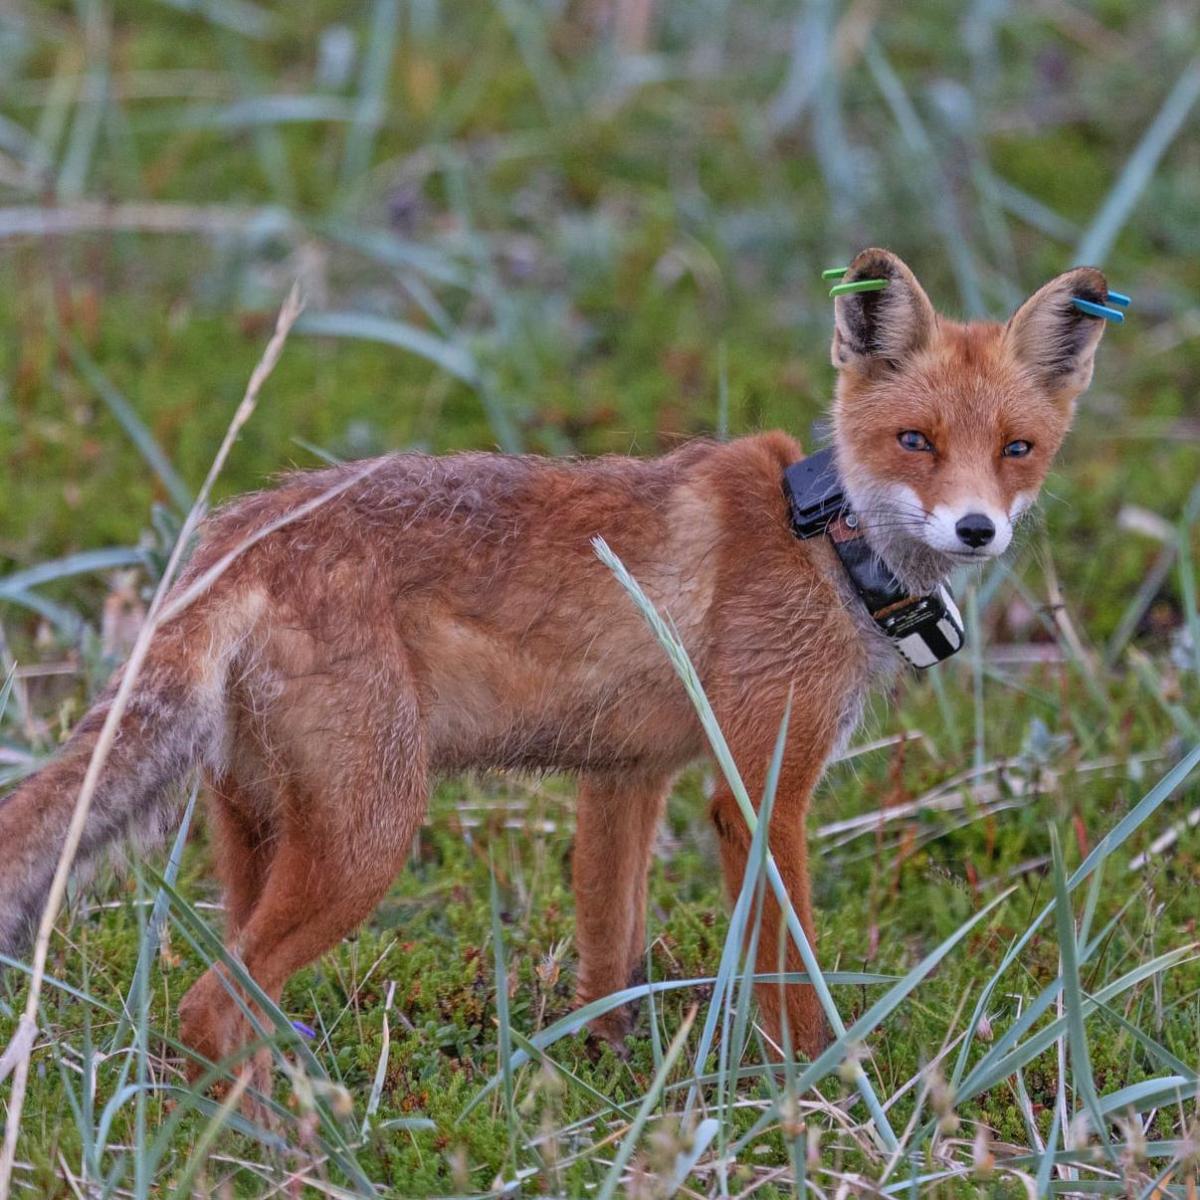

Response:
(0, 249), (1110, 1075)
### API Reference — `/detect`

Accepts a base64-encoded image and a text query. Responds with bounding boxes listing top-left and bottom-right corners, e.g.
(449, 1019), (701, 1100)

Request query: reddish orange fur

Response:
(0, 249), (1108, 1080)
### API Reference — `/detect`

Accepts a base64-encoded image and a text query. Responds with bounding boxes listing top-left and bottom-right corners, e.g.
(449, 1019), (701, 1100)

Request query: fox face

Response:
(829, 248), (1109, 590)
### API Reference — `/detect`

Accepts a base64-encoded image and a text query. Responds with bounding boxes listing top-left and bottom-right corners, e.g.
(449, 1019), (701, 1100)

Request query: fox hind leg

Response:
(178, 664), (427, 1088)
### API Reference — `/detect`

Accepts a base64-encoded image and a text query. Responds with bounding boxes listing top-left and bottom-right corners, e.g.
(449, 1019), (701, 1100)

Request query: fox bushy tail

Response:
(0, 605), (238, 964)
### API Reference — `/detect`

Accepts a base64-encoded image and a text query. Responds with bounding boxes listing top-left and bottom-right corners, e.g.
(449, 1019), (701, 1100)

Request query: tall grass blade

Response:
(952, 740), (1200, 1087)
(593, 535), (901, 1152)
(144, 870), (377, 1193)
(321, 222), (468, 288)
(110, 782), (198, 1050)
(1076, 57), (1200, 264)
(863, 37), (984, 316)
(496, 0), (573, 120)
(66, 337), (192, 512)
(596, 1005), (697, 1200)
(340, 0), (400, 191)
(462, 970), (890, 1118)
(57, 0), (108, 200)
(489, 862), (518, 1171)
(0, 547), (150, 597)
(508, 1027), (635, 1121)
(1049, 824), (1111, 1160)
(297, 310), (479, 385)
(152, 0), (274, 39)
(729, 885), (1014, 1155)
(955, 946), (1197, 1104)
(167, 1069), (253, 1199)
(685, 700), (789, 1115)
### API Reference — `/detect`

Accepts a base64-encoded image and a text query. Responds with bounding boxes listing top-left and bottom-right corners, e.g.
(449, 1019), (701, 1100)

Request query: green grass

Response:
(2, 0), (1200, 1195)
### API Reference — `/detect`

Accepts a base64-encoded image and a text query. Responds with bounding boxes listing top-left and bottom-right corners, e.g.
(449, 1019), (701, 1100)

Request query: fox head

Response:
(829, 247), (1109, 591)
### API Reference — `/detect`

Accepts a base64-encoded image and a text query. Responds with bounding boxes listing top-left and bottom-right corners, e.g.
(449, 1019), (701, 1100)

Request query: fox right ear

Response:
(830, 248), (936, 372)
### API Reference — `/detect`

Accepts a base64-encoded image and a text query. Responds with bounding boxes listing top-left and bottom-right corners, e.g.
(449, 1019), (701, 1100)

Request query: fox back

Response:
(0, 247), (1111, 1072)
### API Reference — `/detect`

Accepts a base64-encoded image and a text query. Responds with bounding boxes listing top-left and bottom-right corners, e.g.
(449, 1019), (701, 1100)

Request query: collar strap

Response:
(782, 448), (964, 669)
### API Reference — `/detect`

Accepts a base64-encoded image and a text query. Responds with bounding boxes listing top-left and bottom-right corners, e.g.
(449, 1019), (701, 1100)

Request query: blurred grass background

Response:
(2, 0), (1200, 1196)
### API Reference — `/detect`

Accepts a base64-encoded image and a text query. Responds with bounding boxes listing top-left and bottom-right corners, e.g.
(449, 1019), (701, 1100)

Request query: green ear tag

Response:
(829, 278), (889, 298)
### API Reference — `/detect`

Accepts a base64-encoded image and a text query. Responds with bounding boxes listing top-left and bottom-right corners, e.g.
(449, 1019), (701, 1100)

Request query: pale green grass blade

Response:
(340, 0), (400, 191)
(461, 970), (891, 1119)
(594, 535), (900, 1151)
(508, 1027), (635, 1122)
(956, 945), (1197, 1105)
(152, 0), (274, 39)
(0, 547), (150, 595)
(645, 943), (664, 1074)
(1078, 856), (1105, 950)
(1049, 824), (1111, 1160)
(980, 167), (1079, 241)
(597, 1005), (697, 1200)
(0, 665), (14, 723)
(57, 0), (109, 200)
(144, 870), (377, 1193)
(488, 862), (518, 1170)
(1096, 1075), (1191, 1117)
(222, 33), (297, 208)
(863, 37), (984, 316)
(0, 588), (82, 638)
(297, 310), (479, 385)
(1176, 509), (1200, 683)
(1129, 651), (1200, 740)
(667, 1117), (720, 1196)
(110, 781), (199, 1050)
(321, 222), (468, 289)
(1076, 56), (1200, 264)
(164, 94), (355, 130)
(952, 740), (1200, 1088)
(685, 700), (788, 1115)
(496, 0), (573, 120)
(717, 706), (785, 1164)
(0, 953), (120, 1015)
(729, 885), (1014, 1155)
(145, 1061), (292, 1172)
(1036, 1102), (1062, 1197)
(167, 1069), (253, 1199)
(1090, 1000), (1195, 1081)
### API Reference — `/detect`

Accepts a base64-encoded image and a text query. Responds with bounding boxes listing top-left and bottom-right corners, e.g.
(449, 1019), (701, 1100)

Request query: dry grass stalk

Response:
(0, 285), (305, 1199)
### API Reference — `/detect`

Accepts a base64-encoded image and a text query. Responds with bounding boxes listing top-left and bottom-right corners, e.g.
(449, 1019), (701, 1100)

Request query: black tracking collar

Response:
(782, 448), (964, 669)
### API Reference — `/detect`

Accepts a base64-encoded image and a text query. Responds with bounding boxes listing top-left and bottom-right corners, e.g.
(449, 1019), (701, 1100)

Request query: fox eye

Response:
(1002, 440), (1033, 458)
(898, 430), (933, 452)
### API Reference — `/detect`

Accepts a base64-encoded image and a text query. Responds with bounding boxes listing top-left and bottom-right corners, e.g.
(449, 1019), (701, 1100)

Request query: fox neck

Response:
(841, 479), (962, 597)
(867, 526), (958, 596)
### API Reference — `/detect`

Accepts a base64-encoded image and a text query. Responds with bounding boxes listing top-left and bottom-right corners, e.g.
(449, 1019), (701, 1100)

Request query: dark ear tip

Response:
(847, 246), (901, 282)
(1067, 265), (1109, 305)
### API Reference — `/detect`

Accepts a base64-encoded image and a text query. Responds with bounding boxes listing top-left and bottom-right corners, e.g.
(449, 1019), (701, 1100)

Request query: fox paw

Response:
(584, 1009), (634, 1060)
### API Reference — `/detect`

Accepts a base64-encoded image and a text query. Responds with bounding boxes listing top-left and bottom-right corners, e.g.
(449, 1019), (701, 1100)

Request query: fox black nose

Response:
(956, 513), (995, 548)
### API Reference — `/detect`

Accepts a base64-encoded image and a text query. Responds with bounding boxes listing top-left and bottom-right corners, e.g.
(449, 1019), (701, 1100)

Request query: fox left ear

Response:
(1005, 266), (1109, 403)
(831, 248), (937, 372)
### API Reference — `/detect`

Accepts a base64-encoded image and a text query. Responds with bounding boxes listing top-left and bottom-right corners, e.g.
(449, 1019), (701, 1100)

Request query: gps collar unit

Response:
(782, 448), (965, 669)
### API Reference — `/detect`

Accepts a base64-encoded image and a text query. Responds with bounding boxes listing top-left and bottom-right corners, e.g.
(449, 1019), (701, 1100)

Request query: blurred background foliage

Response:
(1, 0), (1197, 649)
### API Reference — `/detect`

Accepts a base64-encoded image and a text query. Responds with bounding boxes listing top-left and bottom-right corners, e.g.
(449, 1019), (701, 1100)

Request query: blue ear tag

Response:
(1071, 297), (1125, 323)
(1106, 290), (1131, 307)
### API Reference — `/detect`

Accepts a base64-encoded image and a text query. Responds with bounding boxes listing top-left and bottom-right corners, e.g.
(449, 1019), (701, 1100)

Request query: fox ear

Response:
(830, 248), (936, 371)
(1005, 266), (1109, 402)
